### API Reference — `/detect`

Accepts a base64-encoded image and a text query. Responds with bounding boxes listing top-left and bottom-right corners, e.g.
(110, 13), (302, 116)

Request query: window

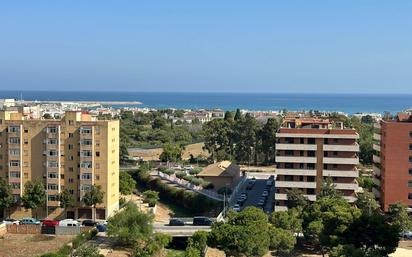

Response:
(47, 184), (58, 190)
(48, 138), (57, 144)
(68, 144), (73, 149)
(68, 178), (74, 183)
(24, 139), (28, 144)
(95, 175), (100, 180)
(409, 193), (412, 200)
(323, 164), (328, 169)
(9, 137), (20, 144)
(68, 156), (74, 161)
(46, 150), (58, 156)
(48, 195), (58, 201)
(24, 129), (28, 133)
(307, 176), (315, 182)
(81, 139), (92, 145)
(324, 138), (328, 144)
(95, 152), (100, 157)
(333, 151), (338, 156)
(409, 169), (412, 175)
(307, 163), (315, 170)
(410, 144), (412, 151)
(308, 151), (315, 157)
(308, 138), (316, 144)
(285, 175), (293, 181)
(81, 150), (92, 157)
(69, 167), (74, 172)
(47, 127), (58, 133)
(9, 160), (20, 167)
(299, 176), (304, 181)
(81, 173), (92, 180)
(69, 189), (74, 194)
(9, 126), (20, 132)
(60, 174), (64, 179)
(24, 173), (28, 178)
(9, 172), (20, 178)
(285, 137), (294, 144)
(81, 127), (92, 134)
(95, 163), (100, 169)
(324, 151), (328, 157)
(307, 188), (315, 194)
(68, 120), (74, 125)
(80, 184), (92, 191)
(47, 161), (58, 168)
(69, 133), (74, 138)
(80, 161), (92, 169)
(48, 172), (58, 178)
(410, 156), (412, 163)
(410, 132), (412, 138)
(285, 163), (293, 169)
(10, 183), (20, 189)
(285, 150), (294, 156)
(95, 140), (100, 147)
(409, 181), (412, 188)
(300, 138), (304, 144)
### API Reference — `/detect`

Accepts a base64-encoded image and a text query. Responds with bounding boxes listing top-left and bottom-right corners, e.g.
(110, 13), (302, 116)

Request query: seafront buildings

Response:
(0, 110), (119, 220)
(274, 117), (360, 211)
(373, 113), (412, 211)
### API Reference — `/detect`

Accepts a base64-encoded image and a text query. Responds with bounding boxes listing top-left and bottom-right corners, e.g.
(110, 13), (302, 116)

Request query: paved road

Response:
(232, 178), (275, 213)
(153, 223), (211, 237)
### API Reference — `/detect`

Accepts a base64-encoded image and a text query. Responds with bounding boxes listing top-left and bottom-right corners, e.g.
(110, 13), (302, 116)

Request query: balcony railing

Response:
(323, 157), (359, 165)
(275, 168), (317, 176)
(323, 144), (359, 152)
(275, 156), (317, 163)
(373, 155), (381, 163)
(334, 183), (359, 191)
(275, 193), (316, 201)
(275, 181), (317, 188)
(275, 144), (317, 151)
(373, 165), (381, 176)
(373, 133), (381, 141)
(322, 169), (358, 178)
(372, 187), (381, 198)
(373, 144), (381, 152)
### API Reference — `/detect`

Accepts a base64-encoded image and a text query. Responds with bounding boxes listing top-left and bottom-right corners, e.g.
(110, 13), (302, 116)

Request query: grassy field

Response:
(129, 142), (209, 161)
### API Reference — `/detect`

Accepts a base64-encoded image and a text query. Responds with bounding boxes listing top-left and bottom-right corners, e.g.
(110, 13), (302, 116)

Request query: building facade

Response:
(0, 110), (119, 220)
(372, 114), (412, 211)
(274, 118), (360, 211)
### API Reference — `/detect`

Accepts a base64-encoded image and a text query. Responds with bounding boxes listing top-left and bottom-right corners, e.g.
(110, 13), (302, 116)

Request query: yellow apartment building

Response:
(0, 110), (119, 220)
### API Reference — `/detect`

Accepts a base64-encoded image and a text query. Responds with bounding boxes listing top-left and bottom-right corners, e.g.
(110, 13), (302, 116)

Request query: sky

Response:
(0, 1), (411, 93)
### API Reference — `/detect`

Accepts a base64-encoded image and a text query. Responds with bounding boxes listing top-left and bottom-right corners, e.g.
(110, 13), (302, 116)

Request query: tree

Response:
(107, 201), (154, 246)
(21, 180), (47, 218)
(142, 190), (159, 207)
(82, 185), (104, 221)
(152, 116), (167, 129)
(203, 119), (232, 161)
(119, 142), (129, 164)
(286, 188), (309, 209)
(159, 143), (182, 162)
(361, 115), (374, 124)
(185, 231), (208, 256)
(58, 189), (75, 210)
(234, 109), (242, 121)
(355, 191), (380, 215)
(387, 202), (412, 232)
(43, 113), (53, 119)
(208, 207), (270, 257)
(270, 208), (302, 234)
(302, 197), (361, 253)
(224, 111), (234, 121)
(268, 227), (296, 256)
(133, 232), (171, 257)
(0, 177), (14, 218)
(317, 177), (342, 199)
(119, 171), (136, 195)
(260, 118), (279, 164)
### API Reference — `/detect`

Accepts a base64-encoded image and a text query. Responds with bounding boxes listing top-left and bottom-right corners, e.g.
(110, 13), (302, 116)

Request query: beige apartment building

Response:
(274, 118), (360, 211)
(0, 110), (119, 220)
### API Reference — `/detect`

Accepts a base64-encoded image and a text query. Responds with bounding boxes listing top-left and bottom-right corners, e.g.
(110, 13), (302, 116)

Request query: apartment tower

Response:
(372, 113), (412, 212)
(275, 117), (360, 211)
(0, 110), (119, 220)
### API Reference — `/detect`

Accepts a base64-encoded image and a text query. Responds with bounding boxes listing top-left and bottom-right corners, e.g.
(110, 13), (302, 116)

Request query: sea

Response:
(0, 91), (411, 114)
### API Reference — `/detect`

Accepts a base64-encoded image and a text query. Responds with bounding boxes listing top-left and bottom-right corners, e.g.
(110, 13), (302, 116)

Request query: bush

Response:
(163, 168), (175, 175)
(189, 167), (202, 175)
(175, 171), (186, 179)
(158, 166), (167, 172)
(189, 178), (204, 186)
(143, 190), (160, 207)
(202, 181), (214, 189)
(217, 187), (232, 195)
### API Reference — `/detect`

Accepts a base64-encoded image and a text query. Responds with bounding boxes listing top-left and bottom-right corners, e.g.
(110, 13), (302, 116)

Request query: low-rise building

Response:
(197, 161), (241, 191)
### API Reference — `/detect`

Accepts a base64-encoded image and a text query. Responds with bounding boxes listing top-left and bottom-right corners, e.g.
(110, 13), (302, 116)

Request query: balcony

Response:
(373, 133), (381, 141)
(334, 183), (359, 191)
(275, 168), (316, 176)
(323, 157), (359, 165)
(372, 187), (381, 198)
(373, 165), (381, 176)
(323, 144), (359, 152)
(274, 206), (288, 212)
(322, 169), (358, 178)
(275, 144), (317, 151)
(373, 177), (381, 186)
(276, 133), (359, 139)
(275, 156), (317, 163)
(373, 155), (381, 163)
(373, 144), (381, 152)
(275, 181), (317, 188)
(275, 193), (316, 201)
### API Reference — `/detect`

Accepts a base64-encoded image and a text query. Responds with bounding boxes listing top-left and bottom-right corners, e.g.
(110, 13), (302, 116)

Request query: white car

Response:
(59, 219), (80, 227)
(233, 204), (241, 212)
(2, 219), (19, 225)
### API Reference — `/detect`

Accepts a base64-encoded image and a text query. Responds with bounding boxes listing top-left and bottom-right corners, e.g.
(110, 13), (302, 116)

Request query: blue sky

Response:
(0, 1), (411, 93)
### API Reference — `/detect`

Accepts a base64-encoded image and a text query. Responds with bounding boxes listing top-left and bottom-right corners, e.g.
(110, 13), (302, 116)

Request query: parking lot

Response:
(232, 177), (275, 213)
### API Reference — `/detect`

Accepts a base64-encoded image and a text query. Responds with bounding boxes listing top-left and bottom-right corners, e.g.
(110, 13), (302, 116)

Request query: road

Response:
(153, 223), (211, 237)
(232, 177), (275, 213)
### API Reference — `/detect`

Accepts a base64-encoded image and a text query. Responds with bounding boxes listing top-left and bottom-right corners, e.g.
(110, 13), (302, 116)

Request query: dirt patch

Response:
(129, 143), (209, 161)
(0, 233), (74, 257)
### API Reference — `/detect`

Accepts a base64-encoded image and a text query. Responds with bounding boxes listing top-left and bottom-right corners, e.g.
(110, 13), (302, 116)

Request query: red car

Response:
(42, 219), (59, 227)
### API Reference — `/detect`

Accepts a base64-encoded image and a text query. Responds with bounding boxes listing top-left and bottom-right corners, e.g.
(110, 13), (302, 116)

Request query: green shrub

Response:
(217, 187), (232, 195)
(202, 181), (214, 189)
(189, 167), (202, 175)
(189, 178), (203, 186)
(163, 168), (175, 175)
(158, 166), (167, 172)
(175, 171), (186, 179)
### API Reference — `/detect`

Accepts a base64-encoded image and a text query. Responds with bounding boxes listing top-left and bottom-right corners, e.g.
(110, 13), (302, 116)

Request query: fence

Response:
(157, 171), (224, 201)
(6, 224), (93, 235)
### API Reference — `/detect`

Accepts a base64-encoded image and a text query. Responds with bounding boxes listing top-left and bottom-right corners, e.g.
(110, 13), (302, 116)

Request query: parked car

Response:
(169, 218), (185, 226)
(402, 231), (412, 240)
(233, 204), (241, 212)
(42, 219), (59, 227)
(2, 219), (19, 225)
(96, 223), (107, 232)
(59, 219), (80, 227)
(266, 180), (273, 187)
(257, 199), (265, 207)
(237, 196), (246, 206)
(82, 220), (97, 227)
(20, 218), (40, 225)
(240, 192), (248, 199)
(193, 216), (213, 226)
(262, 190), (269, 197)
